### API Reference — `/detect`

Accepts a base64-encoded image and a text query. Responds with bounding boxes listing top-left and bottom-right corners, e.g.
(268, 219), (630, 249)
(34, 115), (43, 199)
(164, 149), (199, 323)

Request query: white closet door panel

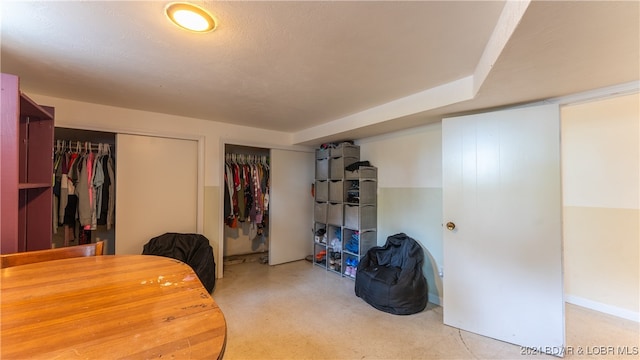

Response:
(269, 149), (314, 265)
(115, 134), (198, 255)
(443, 104), (564, 353)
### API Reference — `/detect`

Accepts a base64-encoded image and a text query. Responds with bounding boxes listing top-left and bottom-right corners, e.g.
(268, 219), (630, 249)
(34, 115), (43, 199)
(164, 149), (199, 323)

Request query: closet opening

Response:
(53, 128), (116, 255)
(223, 144), (270, 269)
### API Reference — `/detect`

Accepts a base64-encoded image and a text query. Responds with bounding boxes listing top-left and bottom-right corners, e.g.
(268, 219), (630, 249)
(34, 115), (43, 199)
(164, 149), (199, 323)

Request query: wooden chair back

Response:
(0, 241), (104, 269)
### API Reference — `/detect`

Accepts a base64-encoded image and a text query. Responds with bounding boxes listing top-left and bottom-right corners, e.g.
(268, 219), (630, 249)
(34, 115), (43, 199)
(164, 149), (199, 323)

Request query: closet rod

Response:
(225, 152), (269, 157)
(225, 153), (269, 164)
(54, 140), (112, 152)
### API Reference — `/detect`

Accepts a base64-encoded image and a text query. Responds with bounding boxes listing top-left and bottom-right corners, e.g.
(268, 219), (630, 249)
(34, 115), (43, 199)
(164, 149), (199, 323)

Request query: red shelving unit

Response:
(1, 73), (55, 253)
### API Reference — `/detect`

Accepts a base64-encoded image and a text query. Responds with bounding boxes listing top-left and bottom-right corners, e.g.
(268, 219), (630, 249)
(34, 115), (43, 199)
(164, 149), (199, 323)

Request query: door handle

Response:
(446, 222), (456, 231)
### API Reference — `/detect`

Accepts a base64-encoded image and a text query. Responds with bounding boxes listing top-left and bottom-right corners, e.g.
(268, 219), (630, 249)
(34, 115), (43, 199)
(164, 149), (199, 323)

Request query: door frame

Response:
(218, 138), (314, 278)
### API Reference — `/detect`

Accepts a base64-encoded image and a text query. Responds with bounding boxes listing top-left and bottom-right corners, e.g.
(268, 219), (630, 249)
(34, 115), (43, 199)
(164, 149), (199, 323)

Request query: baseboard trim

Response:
(429, 293), (442, 306)
(565, 295), (639, 322)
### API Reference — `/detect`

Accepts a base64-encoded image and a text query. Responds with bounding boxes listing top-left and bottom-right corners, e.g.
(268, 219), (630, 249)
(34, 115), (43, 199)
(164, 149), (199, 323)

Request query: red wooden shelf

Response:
(18, 183), (52, 190)
(20, 92), (54, 119)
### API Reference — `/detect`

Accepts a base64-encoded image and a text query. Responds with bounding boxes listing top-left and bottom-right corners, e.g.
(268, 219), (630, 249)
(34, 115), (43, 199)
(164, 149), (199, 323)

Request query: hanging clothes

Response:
(224, 159), (237, 228)
(53, 141), (116, 243)
(224, 153), (270, 228)
(105, 152), (115, 230)
(76, 149), (94, 228)
(92, 146), (105, 225)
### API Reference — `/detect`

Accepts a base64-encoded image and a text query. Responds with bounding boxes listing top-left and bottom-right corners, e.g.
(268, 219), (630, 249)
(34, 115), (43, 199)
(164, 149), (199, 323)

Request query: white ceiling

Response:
(1, 1), (638, 146)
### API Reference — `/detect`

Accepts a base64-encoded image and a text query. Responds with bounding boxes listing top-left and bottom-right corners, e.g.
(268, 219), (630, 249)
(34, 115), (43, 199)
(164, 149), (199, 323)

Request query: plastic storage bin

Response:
(316, 158), (329, 180)
(327, 202), (343, 226)
(330, 156), (358, 179)
(316, 148), (329, 159)
(330, 143), (360, 158)
(344, 180), (376, 205)
(344, 204), (376, 230)
(314, 202), (327, 223)
(329, 180), (344, 202)
(315, 180), (328, 202)
(342, 228), (377, 256)
(345, 166), (377, 180)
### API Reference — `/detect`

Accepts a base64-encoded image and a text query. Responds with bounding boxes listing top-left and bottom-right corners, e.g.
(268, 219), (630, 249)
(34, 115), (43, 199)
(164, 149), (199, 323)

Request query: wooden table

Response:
(1, 255), (226, 359)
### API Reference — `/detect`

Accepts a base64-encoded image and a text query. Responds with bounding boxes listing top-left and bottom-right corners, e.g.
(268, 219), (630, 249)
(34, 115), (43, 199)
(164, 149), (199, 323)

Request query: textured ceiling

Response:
(1, 1), (638, 145)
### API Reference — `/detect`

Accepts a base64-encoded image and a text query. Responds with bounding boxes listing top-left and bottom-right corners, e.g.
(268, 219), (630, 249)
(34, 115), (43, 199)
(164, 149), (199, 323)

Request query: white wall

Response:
(31, 91), (639, 319)
(357, 93), (640, 319)
(358, 123), (444, 305)
(30, 94), (293, 187)
(561, 93), (639, 321)
(30, 93), (295, 266)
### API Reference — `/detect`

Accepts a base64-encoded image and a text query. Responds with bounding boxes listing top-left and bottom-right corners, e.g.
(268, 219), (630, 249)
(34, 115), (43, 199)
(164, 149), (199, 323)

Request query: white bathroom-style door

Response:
(268, 148), (314, 265)
(442, 104), (565, 354)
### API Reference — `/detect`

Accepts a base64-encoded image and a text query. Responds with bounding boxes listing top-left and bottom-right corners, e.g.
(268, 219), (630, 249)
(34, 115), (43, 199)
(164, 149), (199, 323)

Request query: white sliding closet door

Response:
(115, 134), (198, 255)
(269, 149), (314, 265)
(442, 104), (564, 354)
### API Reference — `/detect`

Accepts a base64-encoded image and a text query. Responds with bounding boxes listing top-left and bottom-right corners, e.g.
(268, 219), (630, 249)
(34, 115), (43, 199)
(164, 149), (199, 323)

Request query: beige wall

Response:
(204, 186), (220, 265)
(561, 93), (639, 321)
(358, 123), (444, 305)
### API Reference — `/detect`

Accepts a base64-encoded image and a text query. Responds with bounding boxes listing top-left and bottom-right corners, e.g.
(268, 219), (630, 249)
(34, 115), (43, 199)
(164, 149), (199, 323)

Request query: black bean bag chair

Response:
(142, 233), (216, 293)
(355, 233), (428, 315)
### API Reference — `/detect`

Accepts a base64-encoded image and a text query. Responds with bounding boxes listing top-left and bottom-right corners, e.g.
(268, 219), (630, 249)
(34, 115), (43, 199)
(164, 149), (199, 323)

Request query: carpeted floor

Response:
(212, 260), (639, 360)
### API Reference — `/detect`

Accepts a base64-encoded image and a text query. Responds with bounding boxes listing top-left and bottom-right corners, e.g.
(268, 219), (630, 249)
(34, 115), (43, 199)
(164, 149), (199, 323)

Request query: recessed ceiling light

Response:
(165, 2), (216, 33)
